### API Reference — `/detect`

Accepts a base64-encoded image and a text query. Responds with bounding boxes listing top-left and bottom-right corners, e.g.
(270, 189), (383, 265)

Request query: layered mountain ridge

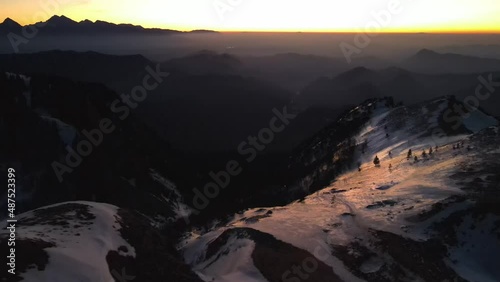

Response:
(1, 47), (499, 281)
(0, 15), (214, 35)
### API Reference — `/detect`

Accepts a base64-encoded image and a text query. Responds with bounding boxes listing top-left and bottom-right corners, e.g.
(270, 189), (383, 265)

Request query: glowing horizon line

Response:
(4, 16), (500, 34)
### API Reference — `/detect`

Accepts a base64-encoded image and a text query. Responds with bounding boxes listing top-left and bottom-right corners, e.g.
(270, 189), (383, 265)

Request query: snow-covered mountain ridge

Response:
(2, 71), (498, 282)
(180, 97), (500, 282)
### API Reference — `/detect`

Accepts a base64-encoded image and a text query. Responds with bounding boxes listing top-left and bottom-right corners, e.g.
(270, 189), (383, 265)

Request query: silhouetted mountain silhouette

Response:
(3, 50), (499, 152)
(0, 15), (215, 35)
(299, 65), (500, 115)
(0, 18), (21, 33)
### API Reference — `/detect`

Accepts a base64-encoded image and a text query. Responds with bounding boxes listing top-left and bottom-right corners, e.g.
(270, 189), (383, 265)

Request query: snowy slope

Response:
(193, 236), (267, 282)
(180, 98), (500, 282)
(0, 202), (135, 282)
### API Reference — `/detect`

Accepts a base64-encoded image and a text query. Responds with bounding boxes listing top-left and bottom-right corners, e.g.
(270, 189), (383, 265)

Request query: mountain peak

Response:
(94, 20), (112, 25)
(1, 16), (211, 35)
(415, 48), (439, 57)
(1, 17), (21, 26)
(47, 15), (76, 25)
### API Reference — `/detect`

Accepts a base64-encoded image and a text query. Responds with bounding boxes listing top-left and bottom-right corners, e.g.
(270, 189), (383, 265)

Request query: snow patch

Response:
(194, 236), (267, 282)
(0, 201), (135, 282)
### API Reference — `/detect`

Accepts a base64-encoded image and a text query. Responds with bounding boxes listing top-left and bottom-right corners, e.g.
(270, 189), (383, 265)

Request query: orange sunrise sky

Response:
(2, 0), (500, 32)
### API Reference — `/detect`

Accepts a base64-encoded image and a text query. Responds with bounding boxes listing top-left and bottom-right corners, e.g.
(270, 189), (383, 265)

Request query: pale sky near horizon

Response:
(2, 0), (500, 32)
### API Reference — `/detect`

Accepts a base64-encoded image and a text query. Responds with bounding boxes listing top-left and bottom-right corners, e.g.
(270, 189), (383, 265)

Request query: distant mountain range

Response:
(0, 15), (216, 35)
(299, 65), (500, 117)
(402, 48), (500, 74)
(161, 51), (393, 92)
(2, 49), (500, 151)
(161, 49), (500, 92)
